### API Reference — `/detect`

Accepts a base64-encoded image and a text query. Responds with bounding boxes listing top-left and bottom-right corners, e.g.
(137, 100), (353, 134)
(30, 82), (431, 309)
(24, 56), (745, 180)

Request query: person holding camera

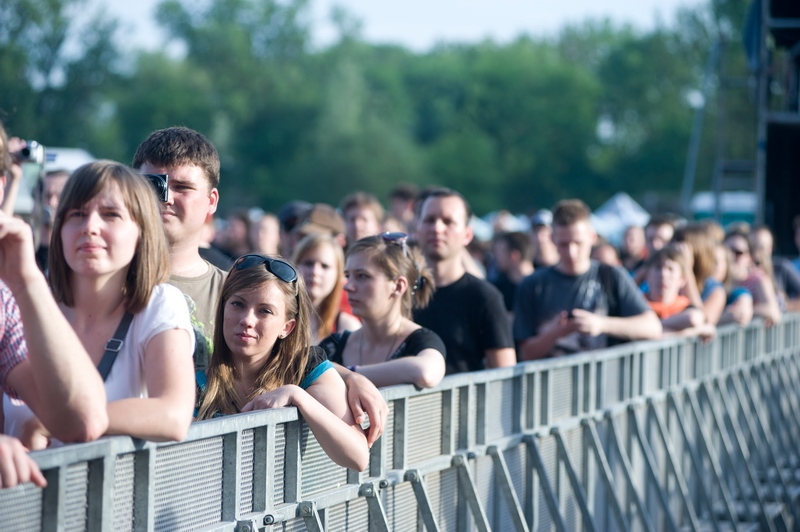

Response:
(3, 160), (195, 449)
(0, 124), (108, 488)
(0, 137), (43, 217)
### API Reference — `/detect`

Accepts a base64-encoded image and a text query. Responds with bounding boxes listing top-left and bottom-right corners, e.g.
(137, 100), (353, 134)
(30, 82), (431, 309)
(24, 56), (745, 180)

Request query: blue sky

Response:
(96, 0), (705, 53)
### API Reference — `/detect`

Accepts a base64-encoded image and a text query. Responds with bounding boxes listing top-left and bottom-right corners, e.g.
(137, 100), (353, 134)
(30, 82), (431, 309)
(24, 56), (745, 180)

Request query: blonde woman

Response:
(293, 233), (360, 344)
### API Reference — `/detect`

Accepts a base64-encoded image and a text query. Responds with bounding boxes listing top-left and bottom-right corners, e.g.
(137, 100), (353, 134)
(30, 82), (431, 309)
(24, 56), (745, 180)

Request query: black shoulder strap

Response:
(97, 311), (134, 381)
(597, 263), (619, 317)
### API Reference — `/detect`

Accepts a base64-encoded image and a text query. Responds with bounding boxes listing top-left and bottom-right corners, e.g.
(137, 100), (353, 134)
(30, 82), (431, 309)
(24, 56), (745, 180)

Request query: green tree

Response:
(0, 0), (119, 148)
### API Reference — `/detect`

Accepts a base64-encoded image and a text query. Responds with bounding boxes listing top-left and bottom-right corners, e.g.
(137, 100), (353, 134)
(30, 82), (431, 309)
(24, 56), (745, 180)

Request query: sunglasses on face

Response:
(234, 254), (299, 294)
(381, 231), (409, 256)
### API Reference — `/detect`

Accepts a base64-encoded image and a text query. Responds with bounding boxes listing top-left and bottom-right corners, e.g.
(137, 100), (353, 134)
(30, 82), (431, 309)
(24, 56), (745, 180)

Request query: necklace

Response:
(358, 326), (404, 366)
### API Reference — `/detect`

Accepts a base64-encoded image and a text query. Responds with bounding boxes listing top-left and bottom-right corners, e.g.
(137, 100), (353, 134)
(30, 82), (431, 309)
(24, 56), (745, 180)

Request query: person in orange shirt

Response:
(644, 245), (715, 341)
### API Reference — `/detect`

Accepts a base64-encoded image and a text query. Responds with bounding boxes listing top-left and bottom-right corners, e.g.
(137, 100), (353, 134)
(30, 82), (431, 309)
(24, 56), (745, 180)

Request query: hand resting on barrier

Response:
(0, 434), (46, 488)
(194, 254), (369, 471)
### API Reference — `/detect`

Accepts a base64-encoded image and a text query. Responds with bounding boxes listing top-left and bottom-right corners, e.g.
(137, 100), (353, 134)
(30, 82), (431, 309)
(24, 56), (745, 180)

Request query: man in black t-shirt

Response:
(413, 188), (516, 374)
(514, 199), (662, 360)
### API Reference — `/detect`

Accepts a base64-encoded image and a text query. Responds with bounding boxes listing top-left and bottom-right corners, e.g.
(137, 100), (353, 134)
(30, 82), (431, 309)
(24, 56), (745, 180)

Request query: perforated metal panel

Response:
(535, 435), (557, 531)
(483, 444), (528, 532)
(385, 401), (395, 468)
(486, 379), (515, 438)
(407, 393), (443, 464)
(280, 517), (307, 531)
(325, 497), (369, 530)
(0, 482), (42, 531)
(452, 387), (462, 451)
(154, 437), (223, 531)
(299, 424), (348, 498)
(64, 461), (88, 531)
(562, 426), (585, 531)
(600, 358), (622, 408)
(473, 455), (495, 529)
(551, 367), (574, 422)
(384, 481), (417, 530)
(608, 412), (630, 521)
(113, 452), (135, 531)
(273, 423), (286, 505)
(428, 468), (459, 530)
(237, 429), (254, 515)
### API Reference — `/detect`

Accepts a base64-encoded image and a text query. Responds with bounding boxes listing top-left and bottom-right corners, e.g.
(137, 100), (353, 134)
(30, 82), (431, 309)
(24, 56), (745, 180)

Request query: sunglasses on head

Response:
(381, 231), (409, 256)
(234, 254), (299, 293)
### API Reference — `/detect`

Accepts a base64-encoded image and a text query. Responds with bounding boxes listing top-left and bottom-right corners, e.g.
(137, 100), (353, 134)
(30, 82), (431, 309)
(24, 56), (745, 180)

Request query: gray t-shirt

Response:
(169, 261), (227, 369)
(513, 261), (650, 356)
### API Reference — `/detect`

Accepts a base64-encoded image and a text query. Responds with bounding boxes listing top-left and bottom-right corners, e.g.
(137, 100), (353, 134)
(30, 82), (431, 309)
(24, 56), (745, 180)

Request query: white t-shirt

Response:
(3, 283), (195, 442)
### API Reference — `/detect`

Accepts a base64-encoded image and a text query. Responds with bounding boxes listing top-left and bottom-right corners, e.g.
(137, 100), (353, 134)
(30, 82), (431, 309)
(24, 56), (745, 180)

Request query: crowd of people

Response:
(0, 122), (794, 488)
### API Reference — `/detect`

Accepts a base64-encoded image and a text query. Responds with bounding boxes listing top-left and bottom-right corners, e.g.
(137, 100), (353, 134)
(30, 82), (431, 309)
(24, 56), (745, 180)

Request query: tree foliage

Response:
(0, 0), (755, 216)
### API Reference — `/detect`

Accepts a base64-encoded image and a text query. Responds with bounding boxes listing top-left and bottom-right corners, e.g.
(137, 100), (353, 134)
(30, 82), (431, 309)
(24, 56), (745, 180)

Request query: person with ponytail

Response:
(194, 254), (369, 471)
(319, 233), (446, 389)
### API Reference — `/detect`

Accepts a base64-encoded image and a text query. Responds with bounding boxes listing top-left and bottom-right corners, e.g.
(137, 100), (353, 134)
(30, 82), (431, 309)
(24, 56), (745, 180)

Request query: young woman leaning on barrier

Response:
(3, 161), (196, 448)
(319, 233), (446, 389)
(194, 254), (369, 471)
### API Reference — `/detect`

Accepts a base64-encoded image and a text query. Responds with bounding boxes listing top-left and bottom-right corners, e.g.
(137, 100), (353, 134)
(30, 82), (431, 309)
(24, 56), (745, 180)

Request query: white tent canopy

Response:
(590, 192), (651, 245)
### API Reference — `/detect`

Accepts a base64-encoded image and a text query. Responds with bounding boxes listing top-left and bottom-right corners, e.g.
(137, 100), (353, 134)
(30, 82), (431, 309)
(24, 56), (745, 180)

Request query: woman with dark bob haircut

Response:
(194, 254), (369, 471)
(3, 161), (195, 447)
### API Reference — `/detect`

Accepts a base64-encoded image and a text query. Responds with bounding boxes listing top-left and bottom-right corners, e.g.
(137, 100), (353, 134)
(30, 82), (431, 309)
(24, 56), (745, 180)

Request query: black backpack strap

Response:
(597, 263), (619, 317)
(97, 311), (134, 381)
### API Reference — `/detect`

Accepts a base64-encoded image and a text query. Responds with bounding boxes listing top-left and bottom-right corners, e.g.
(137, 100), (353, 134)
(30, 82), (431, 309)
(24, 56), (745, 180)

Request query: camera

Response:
(143, 173), (169, 203)
(15, 141), (45, 165)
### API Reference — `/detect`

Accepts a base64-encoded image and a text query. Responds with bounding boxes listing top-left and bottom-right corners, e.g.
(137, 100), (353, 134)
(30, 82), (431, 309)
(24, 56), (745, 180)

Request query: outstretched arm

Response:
(751, 276), (782, 327)
(352, 349), (445, 388)
(485, 347), (516, 368)
(242, 370), (369, 471)
(518, 312), (571, 361)
(570, 308), (663, 341)
(0, 213), (107, 443)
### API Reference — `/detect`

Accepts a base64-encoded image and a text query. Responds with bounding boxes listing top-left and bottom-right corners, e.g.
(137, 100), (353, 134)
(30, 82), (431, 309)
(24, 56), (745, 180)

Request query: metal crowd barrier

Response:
(2, 314), (800, 531)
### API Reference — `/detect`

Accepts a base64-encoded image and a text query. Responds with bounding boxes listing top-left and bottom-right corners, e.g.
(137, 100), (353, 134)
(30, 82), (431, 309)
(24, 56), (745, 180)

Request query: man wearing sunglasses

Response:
(131, 129), (388, 445)
(413, 187), (516, 374)
(132, 127), (226, 370)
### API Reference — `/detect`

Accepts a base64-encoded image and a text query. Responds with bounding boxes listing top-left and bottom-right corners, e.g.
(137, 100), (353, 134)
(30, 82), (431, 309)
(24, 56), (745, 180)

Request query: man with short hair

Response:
(514, 199), (662, 360)
(413, 187), (516, 374)
(132, 127), (225, 366)
(388, 182), (418, 232)
(644, 214), (676, 256)
(529, 209), (558, 268)
(490, 231), (534, 314)
(32, 170), (70, 272)
(340, 192), (384, 246)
